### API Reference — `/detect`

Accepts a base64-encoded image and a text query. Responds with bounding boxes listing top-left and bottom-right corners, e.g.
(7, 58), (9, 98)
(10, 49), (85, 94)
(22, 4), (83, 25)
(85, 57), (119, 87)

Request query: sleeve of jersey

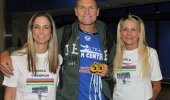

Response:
(150, 49), (163, 81)
(2, 56), (19, 87)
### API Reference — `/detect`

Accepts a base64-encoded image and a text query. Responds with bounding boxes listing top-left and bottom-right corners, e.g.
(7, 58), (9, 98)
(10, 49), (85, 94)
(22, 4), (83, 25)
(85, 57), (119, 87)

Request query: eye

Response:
(33, 25), (39, 29)
(89, 6), (97, 10)
(122, 28), (128, 32)
(44, 26), (50, 29)
(78, 6), (84, 10)
(132, 28), (137, 32)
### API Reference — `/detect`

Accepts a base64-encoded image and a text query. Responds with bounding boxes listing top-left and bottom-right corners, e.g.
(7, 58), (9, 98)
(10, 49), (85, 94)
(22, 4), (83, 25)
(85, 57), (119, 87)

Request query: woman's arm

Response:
(152, 81), (161, 100)
(4, 86), (16, 100)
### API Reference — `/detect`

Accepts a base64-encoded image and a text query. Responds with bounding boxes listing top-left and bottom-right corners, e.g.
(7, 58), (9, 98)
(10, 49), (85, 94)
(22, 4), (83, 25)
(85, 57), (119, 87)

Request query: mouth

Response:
(37, 35), (45, 38)
(83, 15), (92, 18)
(126, 37), (133, 40)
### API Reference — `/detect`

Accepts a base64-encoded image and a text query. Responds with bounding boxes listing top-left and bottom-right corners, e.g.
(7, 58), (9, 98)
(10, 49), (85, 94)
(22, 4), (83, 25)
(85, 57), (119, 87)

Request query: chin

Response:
(125, 42), (134, 45)
(81, 20), (95, 24)
(84, 22), (95, 25)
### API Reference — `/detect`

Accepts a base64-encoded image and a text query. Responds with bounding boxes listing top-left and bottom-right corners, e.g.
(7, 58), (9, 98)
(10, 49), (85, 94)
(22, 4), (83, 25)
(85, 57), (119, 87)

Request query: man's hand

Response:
(96, 64), (110, 78)
(0, 50), (13, 77)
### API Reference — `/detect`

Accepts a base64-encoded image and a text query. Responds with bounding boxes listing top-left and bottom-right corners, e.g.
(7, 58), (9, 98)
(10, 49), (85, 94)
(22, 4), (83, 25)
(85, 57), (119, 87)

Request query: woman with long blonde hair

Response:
(3, 12), (62, 100)
(113, 14), (162, 100)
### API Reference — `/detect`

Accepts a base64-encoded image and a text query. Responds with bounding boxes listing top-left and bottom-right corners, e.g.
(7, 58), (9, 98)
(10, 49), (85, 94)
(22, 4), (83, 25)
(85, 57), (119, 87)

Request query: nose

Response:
(39, 27), (44, 34)
(127, 30), (132, 35)
(84, 8), (90, 14)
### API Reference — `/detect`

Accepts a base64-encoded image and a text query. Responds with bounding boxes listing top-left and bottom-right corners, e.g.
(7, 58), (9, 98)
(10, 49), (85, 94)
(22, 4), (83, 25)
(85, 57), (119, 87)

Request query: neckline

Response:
(79, 26), (98, 35)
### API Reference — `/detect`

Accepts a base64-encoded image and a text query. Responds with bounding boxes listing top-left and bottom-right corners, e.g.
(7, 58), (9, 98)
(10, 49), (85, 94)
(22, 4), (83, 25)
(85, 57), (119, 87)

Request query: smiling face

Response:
(32, 16), (51, 46)
(120, 19), (140, 50)
(74, 0), (99, 26)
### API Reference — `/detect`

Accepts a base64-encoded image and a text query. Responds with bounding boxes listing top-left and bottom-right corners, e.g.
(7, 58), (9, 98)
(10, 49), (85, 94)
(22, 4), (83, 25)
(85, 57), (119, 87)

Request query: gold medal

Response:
(90, 63), (103, 73)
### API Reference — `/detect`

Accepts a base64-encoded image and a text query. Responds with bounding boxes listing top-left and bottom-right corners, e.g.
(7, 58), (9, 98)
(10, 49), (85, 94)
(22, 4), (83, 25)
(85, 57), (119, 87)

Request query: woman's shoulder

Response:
(10, 54), (27, 60)
(147, 47), (158, 56)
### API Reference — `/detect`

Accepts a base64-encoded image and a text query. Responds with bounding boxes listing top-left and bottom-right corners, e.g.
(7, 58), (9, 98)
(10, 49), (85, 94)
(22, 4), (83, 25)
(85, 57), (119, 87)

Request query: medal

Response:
(90, 63), (103, 73)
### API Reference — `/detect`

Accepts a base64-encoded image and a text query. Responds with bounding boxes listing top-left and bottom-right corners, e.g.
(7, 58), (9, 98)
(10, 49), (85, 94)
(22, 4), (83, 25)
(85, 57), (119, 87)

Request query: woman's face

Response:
(120, 19), (140, 50)
(32, 16), (51, 46)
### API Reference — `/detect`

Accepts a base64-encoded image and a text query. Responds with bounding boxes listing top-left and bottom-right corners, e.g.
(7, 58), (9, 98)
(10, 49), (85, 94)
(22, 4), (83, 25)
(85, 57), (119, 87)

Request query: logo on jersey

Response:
(80, 44), (103, 60)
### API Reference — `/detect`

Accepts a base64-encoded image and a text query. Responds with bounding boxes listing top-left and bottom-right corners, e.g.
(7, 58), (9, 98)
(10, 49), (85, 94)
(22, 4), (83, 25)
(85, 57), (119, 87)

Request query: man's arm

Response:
(0, 50), (13, 77)
(152, 81), (162, 100)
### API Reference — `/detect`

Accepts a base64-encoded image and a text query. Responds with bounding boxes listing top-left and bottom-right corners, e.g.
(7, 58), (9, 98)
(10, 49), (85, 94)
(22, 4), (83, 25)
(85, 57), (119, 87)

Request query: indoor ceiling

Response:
(99, 0), (170, 9)
(5, 0), (170, 15)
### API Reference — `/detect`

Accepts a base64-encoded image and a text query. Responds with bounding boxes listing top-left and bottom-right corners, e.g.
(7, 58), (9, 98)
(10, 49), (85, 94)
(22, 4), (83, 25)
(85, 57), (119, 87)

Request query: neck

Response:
(126, 45), (138, 50)
(79, 24), (97, 34)
(34, 44), (48, 54)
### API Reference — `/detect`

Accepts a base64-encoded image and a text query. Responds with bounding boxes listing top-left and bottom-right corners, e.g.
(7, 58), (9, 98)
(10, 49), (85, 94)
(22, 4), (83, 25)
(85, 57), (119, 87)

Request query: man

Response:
(0, 0), (115, 100)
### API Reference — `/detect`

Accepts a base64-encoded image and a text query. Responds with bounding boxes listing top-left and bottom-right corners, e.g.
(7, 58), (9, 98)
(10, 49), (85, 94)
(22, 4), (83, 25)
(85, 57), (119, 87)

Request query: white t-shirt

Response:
(3, 51), (62, 100)
(113, 47), (162, 100)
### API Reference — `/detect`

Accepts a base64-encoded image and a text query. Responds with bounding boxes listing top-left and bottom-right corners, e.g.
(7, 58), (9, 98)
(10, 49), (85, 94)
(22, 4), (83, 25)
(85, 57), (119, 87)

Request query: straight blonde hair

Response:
(114, 15), (150, 79)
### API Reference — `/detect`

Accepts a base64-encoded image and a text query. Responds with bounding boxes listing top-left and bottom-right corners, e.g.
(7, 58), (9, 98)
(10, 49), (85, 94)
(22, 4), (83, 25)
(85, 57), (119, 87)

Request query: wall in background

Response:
(0, 0), (5, 51)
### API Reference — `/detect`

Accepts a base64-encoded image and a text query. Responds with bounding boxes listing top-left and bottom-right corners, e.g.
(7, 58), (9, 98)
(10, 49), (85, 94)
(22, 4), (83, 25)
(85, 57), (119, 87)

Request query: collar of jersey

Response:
(79, 26), (98, 35)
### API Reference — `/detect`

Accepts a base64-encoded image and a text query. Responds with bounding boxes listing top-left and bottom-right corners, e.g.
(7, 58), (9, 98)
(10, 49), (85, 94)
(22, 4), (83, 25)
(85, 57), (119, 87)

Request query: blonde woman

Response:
(113, 15), (162, 100)
(3, 12), (62, 100)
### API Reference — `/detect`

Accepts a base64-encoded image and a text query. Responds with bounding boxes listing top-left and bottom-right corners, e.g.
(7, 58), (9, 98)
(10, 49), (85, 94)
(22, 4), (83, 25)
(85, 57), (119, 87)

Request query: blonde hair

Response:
(114, 15), (150, 79)
(12, 12), (58, 75)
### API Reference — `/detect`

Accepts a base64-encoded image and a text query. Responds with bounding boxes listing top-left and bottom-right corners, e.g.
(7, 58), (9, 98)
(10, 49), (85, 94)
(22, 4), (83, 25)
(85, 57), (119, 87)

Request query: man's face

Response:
(74, 0), (99, 26)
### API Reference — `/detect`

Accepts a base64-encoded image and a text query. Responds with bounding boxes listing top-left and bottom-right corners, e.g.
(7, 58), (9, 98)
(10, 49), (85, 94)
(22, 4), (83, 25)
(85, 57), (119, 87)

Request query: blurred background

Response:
(0, 0), (170, 99)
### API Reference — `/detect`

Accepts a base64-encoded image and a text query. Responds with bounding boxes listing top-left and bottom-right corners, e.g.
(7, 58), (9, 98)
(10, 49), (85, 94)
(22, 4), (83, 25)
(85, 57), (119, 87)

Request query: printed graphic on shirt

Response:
(26, 78), (54, 86)
(117, 65), (136, 72)
(64, 43), (79, 66)
(79, 66), (91, 73)
(80, 44), (103, 60)
(26, 68), (55, 100)
(117, 57), (137, 84)
(32, 86), (48, 100)
(79, 44), (103, 74)
(78, 31), (105, 100)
